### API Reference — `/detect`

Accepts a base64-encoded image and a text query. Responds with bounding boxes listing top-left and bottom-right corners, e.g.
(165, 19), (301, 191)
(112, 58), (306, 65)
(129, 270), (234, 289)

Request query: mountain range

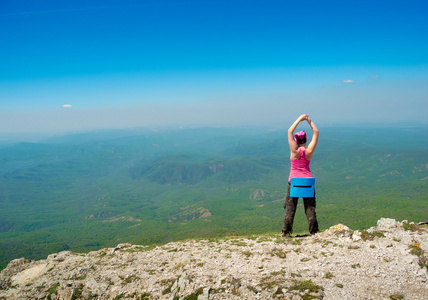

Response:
(0, 125), (427, 270)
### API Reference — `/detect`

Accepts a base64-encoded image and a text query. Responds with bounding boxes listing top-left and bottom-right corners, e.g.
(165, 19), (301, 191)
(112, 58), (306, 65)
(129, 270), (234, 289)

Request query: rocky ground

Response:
(1, 218), (427, 300)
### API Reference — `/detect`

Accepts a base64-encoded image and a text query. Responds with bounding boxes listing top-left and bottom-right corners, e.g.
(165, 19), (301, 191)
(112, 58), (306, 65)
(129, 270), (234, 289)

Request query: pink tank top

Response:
(288, 148), (312, 181)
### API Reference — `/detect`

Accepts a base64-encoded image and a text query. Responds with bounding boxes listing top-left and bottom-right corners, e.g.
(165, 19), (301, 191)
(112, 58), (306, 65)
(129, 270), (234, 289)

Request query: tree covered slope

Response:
(0, 125), (427, 270)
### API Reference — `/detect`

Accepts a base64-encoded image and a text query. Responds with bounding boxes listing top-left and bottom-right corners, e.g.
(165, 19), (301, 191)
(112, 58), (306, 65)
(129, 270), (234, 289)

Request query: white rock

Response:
(171, 280), (178, 292)
(178, 277), (189, 291)
(377, 218), (398, 229)
(85, 278), (108, 295)
(11, 263), (48, 286)
(319, 223), (351, 238)
(352, 230), (362, 241)
(198, 294), (208, 300)
(203, 287), (210, 295)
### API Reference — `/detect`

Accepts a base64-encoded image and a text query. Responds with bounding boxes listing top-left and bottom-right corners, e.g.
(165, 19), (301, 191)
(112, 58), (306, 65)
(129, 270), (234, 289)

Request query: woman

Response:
(283, 114), (319, 237)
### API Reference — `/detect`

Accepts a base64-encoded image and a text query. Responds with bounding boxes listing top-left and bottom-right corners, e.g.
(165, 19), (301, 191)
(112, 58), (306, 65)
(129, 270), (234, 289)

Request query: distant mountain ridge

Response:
(129, 154), (281, 185)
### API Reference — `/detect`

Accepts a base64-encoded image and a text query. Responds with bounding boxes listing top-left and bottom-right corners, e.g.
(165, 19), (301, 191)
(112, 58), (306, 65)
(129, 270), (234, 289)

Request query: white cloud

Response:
(370, 75), (379, 78)
(342, 79), (354, 83)
(62, 104), (73, 108)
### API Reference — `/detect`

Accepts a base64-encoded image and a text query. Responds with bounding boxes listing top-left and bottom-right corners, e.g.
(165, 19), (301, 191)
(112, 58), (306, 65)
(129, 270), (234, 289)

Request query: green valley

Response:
(0, 125), (427, 270)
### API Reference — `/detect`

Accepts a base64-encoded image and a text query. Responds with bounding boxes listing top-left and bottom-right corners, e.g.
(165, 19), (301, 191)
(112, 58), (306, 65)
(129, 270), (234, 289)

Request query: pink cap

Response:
(294, 130), (307, 143)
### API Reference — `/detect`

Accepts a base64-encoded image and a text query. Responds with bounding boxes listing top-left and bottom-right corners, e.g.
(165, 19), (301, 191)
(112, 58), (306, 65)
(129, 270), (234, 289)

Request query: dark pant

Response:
(283, 181), (319, 235)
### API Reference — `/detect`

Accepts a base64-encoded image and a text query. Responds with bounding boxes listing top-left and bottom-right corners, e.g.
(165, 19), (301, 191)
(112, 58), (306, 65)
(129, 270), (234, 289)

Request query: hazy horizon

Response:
(1, 1), (427, 136)
(1, 121), (427, 144)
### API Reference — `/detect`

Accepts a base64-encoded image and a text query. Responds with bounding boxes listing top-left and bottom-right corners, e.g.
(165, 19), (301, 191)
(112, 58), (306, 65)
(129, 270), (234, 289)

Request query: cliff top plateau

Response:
(1, 218), (427, 300)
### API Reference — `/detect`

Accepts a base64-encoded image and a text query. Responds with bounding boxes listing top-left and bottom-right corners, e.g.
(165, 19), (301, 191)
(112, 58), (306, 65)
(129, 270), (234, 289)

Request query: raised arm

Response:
(288, 114), (308, 152)
(305, 117), (319, 158)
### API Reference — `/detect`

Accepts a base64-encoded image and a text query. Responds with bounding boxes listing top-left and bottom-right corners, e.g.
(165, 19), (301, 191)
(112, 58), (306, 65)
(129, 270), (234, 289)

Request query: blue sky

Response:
(1, 0), (427, 135)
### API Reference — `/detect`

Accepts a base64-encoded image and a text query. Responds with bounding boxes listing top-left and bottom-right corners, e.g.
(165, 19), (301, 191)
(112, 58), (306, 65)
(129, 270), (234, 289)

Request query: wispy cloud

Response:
(342, 79), (355, 83)
(62, 104), (73, 108)
(370, 75), (379, 78)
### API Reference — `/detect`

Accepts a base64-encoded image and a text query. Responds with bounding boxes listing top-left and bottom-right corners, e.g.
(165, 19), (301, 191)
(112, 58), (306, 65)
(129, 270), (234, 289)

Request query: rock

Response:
(0, 258), (33, 290)
(375, 238), (394, 248)
(352, 230), (362, 241)
(198, 294), (208, 300)
(10, 263), (48, 286)
(377, 218), (398, 229)
(198, 287), (211, 300)
(85, 278), (108, 295)
(47, 251), (72, 262)
(178, 276), (189, 292)
(319, 224), (351, 238)
(367, 227), (376, 233)
(416, 234), (428, 252)
(170, 279), (177, 291)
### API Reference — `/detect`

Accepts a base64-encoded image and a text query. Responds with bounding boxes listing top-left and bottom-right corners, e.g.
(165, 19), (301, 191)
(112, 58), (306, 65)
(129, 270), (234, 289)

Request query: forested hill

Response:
(0, 125), (427, 270)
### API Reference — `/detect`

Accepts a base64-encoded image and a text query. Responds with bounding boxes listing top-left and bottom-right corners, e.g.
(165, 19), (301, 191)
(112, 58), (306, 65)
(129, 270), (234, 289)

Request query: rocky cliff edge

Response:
(1, 218), (427, 300)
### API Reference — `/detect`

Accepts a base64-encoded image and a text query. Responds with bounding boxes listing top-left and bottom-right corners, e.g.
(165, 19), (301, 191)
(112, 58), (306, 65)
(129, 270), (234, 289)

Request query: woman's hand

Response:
(299, 114), (309, 122)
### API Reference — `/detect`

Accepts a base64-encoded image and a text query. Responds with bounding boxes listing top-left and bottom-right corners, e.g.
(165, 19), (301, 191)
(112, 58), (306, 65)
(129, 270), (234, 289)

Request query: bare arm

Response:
(305, 118), (319, 159)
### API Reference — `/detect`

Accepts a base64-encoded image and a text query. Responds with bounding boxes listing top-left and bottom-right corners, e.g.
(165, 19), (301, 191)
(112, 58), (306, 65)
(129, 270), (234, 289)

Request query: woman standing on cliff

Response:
(283, 114), (319, 237)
